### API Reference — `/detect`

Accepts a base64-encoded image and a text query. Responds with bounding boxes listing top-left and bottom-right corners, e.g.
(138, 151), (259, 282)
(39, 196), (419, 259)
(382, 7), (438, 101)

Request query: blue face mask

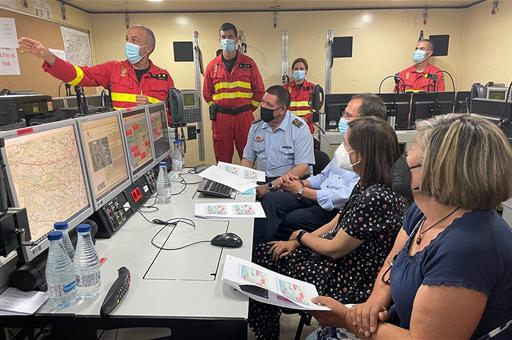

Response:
(292, 70), (306, 82)
(125, 42), (145, 64)
(412, 49), (427, 64)
(220, 39), (236, 53)
(338, 117), (349, 135)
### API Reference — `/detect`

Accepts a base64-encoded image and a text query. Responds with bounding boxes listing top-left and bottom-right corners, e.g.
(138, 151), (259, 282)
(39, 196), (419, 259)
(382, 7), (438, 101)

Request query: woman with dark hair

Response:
(284, 58), (316, 133)
(248, 116), (408, 340)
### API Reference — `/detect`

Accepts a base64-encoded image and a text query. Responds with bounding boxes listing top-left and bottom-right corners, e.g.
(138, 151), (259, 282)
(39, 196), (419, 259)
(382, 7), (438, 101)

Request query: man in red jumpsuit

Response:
(203, 22), (265, 163)
(397, 39), (445, 93)
(18, 25), (174, 111)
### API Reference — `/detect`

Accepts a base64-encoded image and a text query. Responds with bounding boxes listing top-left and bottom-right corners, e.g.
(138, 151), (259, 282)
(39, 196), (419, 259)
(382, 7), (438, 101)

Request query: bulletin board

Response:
(0, 8), (95, 96)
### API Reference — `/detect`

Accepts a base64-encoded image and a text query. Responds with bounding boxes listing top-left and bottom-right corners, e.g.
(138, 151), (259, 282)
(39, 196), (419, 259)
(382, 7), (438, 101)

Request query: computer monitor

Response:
(76, 111), (131, 210)
(146, 103), (171, 163)
(412, 92), (456, 122)
(0, 120), (94, 262)
(65, 95), (77, 109)
(52, 97), (66, 110)
(378, 93), (413, 130)
(86, 95), (102, 108)
(121, 106), (155, 181)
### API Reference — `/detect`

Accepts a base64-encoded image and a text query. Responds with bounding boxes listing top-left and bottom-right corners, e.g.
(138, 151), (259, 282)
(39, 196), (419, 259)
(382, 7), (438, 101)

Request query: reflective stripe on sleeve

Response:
(68, 65), (85, 86)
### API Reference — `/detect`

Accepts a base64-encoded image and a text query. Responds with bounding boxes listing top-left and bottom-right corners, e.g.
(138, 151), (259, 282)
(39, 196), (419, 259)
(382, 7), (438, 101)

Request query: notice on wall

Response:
(34, 0), (52, 19)
(0, 17), (18, 48)
(0, 0), (18, 10)
(60, 26), (92, 66)
(0, 48), (20, 75)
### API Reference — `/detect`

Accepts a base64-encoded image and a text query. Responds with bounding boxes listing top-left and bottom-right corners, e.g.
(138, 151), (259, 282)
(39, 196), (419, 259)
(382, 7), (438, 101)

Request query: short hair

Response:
(351, 93), (388, 120)
(348, 116), (400, 187)
(266, 85), (291, 108)
(130, 25), (156, 50)
(418, 39), (434, 52)
(291, 58), (308, 70)
(419, 114), (512, 209)
(219, 22), (237, 36)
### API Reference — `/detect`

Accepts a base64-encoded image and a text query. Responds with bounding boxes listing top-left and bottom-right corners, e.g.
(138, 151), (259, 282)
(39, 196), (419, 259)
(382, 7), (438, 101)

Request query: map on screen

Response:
(150, 110), (164, 141)
(4, 125), (90, 242)
(123, 111), (153, 173)
(80, 115), (129, 199)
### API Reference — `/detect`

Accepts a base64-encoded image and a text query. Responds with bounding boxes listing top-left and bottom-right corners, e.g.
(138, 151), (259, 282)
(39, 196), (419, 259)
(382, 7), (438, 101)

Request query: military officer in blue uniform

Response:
(242, 85), (315, 198)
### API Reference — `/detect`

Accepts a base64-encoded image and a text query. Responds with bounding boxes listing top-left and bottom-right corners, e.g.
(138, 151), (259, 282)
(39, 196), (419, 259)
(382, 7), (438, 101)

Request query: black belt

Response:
(216, 104), (252, 115)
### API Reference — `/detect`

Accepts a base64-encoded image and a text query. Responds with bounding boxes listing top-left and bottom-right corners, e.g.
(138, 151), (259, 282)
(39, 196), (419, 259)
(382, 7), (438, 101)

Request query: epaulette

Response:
(151, 73), (169, 81)
(292, 119), (304, 128)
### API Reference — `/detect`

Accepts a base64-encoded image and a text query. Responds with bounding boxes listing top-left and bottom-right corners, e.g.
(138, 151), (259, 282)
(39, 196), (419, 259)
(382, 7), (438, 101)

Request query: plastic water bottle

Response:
(73, 224), (101, 300)
(45, 231), (77, 308)
(156, 161), (172, 204)
(171, 140), (183, 173)
(53, 221), (75, 262)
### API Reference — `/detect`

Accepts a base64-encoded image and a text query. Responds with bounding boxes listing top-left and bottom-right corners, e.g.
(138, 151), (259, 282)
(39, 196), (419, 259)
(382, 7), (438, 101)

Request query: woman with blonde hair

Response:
(313, 114), (512, 339)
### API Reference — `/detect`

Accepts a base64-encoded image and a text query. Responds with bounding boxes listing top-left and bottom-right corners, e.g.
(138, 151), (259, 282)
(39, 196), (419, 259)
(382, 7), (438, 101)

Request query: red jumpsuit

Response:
(203, 53), (265, 163)
(397, 63), (445, 92)
(43, 57), (174, 111)
(284, 79), (315, 133)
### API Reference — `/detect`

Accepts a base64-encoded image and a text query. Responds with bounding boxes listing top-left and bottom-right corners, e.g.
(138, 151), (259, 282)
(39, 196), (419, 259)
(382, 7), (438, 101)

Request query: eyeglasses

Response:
(381, 254), (398, 285)
(342, 111), (358, 119)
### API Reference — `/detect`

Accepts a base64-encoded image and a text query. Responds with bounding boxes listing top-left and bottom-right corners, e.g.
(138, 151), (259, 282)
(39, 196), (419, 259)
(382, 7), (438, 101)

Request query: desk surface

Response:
(38, 171), (254, 321)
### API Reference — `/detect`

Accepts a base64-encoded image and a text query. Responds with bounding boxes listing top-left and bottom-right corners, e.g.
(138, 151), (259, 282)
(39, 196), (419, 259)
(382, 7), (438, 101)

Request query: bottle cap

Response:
(76, 224), (91, 233)
(53, 221), (69, 230)
(48, 230), (63, 241)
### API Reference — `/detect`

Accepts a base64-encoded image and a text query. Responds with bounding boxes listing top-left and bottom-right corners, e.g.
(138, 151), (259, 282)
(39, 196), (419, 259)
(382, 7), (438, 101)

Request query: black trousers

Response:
(253, 190), (339, 244)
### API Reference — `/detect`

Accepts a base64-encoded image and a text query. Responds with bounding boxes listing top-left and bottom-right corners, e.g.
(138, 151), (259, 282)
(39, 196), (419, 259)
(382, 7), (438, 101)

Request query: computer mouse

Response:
(211, 232), (243, 248)
(194, 164), (211, 174)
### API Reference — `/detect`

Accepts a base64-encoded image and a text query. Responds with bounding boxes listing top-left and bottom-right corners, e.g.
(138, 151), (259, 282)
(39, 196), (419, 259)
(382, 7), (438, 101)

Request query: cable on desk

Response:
(149, 218), (211, 251)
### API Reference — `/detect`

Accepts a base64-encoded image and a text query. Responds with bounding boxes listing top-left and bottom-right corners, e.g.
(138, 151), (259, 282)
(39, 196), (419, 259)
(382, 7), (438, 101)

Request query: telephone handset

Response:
(168, 88), (184, 126)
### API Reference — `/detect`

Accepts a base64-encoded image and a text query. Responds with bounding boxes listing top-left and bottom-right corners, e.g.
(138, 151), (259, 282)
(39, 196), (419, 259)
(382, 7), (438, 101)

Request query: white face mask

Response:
(334, 144), (359, 171)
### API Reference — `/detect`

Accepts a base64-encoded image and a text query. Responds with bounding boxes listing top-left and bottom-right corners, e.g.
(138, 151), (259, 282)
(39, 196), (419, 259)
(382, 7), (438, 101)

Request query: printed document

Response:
(195, 202), (265, 218)
(197, 165), (257, 193)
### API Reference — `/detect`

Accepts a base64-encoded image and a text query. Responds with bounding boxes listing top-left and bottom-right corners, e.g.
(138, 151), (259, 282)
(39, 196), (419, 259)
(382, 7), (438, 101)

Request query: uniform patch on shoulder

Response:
(239, 63), (252, 69)
(151, 73), (168, 81)
(292, 118), (304, 128)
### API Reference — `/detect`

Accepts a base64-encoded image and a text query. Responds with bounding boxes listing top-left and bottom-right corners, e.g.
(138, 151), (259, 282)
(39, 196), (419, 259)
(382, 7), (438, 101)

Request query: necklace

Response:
(416, 207), (460, 245)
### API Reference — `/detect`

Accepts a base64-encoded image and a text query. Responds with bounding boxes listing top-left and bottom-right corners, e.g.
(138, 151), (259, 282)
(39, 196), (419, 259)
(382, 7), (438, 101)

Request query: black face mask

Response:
(260, 107), (276, 123)
(391, 154), (413, 203)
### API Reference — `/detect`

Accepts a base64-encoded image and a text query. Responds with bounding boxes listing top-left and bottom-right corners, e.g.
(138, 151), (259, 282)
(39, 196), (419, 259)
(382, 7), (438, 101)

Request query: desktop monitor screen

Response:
(77, 111), (131, 209)
(0, 120), (94, 262)
(147, 103), (171, 163)
(122, 107), (154, 180)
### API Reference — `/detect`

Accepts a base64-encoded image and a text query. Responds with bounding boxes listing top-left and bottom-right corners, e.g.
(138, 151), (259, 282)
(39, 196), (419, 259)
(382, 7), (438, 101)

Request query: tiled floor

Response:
(97, 313), (319, 339)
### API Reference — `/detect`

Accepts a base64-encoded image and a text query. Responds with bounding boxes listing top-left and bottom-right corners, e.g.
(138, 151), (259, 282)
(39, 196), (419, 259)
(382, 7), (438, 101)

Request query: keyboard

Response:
(197, 179), (234, 198)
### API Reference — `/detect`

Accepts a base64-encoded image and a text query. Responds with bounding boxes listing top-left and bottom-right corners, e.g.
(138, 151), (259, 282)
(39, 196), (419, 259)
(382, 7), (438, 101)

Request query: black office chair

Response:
(313, 149), (331, 175)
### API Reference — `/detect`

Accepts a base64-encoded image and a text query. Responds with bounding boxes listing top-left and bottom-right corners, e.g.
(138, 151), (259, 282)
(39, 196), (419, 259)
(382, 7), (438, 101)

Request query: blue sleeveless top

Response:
(390, 204), (512, 339)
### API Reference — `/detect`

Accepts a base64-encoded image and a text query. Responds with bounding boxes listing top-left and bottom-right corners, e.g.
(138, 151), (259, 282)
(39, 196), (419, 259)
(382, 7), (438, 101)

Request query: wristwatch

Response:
(296, 183), (304, 200)
(296, 230), (307, 245)
(266, 182), (278, 191)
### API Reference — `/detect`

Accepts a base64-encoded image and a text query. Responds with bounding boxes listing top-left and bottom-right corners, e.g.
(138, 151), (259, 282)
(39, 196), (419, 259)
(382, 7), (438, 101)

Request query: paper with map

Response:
(222, 255), (330, 311)
(60, 26), (92, 66)
(197, 165), (258, 193)
(3, 125), (90, 242)
(217, 162), (265, 182)
(194, 202), (265, 219)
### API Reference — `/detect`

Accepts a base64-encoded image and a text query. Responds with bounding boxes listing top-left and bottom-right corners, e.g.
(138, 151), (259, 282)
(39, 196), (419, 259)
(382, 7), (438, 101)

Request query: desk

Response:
(2, 170), (254, 339)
